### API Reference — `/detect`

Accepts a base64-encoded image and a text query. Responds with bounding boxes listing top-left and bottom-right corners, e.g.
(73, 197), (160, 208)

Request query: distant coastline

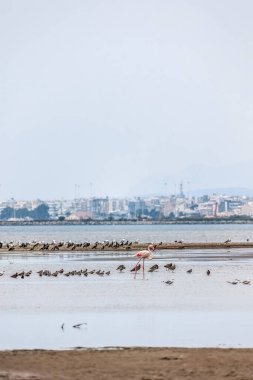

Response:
(0, 218), (253, 226)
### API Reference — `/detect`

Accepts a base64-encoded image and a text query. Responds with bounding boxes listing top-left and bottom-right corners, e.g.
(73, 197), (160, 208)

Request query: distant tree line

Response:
(0, 204), (50, 221)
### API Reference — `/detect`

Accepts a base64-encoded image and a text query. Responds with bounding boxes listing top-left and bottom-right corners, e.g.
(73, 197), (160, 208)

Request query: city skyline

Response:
(1, 189), (253, 221)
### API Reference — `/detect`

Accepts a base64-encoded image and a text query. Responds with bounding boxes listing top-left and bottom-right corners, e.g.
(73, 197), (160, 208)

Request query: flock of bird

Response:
(0, 240), (141, 251)
(0, 263), (209, 280)
(0, 238), (252, 254)
(0, 263), (251, 286)
(6, 268), (111, 278)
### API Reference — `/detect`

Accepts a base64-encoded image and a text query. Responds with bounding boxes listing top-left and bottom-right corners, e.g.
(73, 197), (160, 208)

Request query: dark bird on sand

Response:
(149, 264), (159, 271)
(163, 280), (174, 285)
(164, 263), (176, 270)
(187, 269), (192, 274)
(131, 263), (141, 272)
(206, 270), (211, 276)
(148, 264), (159, 272)
(116, 265), (126, 272)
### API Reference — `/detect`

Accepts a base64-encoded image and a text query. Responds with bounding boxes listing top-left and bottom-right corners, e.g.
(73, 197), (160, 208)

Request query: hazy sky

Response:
(1, 0), (253, 199)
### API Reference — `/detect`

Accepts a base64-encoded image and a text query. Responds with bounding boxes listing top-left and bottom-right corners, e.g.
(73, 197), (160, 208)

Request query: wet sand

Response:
(1, 348), (253, 379)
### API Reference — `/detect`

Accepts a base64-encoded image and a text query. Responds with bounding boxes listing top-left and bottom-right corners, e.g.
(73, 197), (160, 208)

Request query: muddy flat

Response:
(0, 348), (253, 380)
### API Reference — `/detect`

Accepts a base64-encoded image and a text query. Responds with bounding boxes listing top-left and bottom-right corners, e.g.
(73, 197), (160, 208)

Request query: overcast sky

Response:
(1, 0), (253, 199)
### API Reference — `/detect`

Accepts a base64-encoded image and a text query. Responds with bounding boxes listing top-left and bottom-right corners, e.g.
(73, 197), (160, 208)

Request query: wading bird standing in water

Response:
(134, 245), (155, 279)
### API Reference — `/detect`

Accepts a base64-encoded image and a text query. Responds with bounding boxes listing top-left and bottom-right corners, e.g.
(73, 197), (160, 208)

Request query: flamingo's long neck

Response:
(148, 247), (153, 254)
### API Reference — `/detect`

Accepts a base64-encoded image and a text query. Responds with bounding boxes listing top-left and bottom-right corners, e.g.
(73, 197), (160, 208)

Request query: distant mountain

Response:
(185, 187), (253, 197)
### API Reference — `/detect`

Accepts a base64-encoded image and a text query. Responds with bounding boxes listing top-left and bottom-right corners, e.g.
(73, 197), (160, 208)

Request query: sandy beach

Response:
(1, 348), (253, 379)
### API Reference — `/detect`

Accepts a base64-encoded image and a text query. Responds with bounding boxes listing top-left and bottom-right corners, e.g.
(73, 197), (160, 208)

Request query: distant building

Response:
(240, 202), (253, 217)
(66, 211), (91, 221)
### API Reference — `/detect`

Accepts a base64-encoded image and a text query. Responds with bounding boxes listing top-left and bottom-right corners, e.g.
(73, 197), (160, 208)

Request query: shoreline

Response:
(0, 219), (253, 226)
(0, 347), (253, 379)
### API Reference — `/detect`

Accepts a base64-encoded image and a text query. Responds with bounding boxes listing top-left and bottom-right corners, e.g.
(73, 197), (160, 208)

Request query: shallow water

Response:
(0, 223), (253, 243)
(1, 250), (253, 349)
(2, 311), (253, 350)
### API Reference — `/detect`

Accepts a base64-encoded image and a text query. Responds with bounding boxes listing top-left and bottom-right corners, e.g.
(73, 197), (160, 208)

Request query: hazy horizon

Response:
(1, 0), (253, 199)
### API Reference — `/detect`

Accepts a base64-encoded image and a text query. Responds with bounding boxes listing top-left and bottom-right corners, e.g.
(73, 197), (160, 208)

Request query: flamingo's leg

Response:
(143, 258), (145, 279)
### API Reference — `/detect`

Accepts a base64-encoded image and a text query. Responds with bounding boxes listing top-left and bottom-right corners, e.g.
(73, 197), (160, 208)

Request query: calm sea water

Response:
(0, 223), (253, 243)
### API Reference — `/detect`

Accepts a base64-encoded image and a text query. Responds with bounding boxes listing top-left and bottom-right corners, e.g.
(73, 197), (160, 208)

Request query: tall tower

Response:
(179, 181), (184, 198)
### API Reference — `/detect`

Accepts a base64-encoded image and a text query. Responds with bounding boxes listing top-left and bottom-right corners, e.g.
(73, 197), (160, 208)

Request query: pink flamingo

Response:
(134, 245), (155, 279)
